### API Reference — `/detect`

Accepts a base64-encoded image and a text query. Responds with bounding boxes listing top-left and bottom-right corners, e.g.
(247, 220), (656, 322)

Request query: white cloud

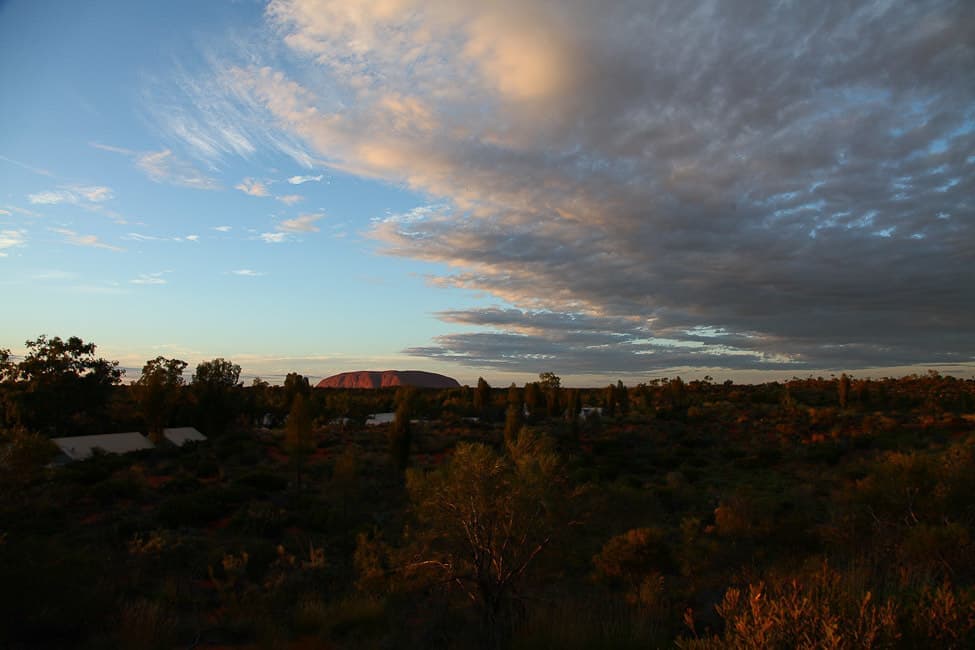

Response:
(276, 193), (303, 205)
(28, 190), (74, 205)
(278, 213), (323, 232)
(212, 225), (233, 232)
(185, 234), (200, 242)
(287, 174), (323, 185)
(0, 229), (26, 254)
(259, 232), (289, 244)
(232, 268), (265, 276)
(235, 177), (270, 196)
(27, 185), (113, 205)
(51, 227), (123, 252)
(131, 272), (168, 285)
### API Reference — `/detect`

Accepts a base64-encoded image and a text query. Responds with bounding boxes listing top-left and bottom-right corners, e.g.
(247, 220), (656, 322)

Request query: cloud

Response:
(0, 154), (53, 177)
(28, 185), (114, 206)
(143, 59), (316, 168)
(131, 272), (168, 285)
(276, 193), (303, 205)
(278, 213), (323, 232)
(170, 0), (975, 374)
(287, 174), (323, 184)
(212, 225), (233, 232)
(136, 149), (220, 189)
(232, 268), (265, 276)
(259, 232), (289, 244)
(51, 227), (123, 251)
(185, 234), (200, 242)
(235, 177), (270, 196)
(0, 229), (27, 255)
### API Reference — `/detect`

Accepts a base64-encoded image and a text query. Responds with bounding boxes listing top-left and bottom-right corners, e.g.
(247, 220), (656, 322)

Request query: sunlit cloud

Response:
(154, 0), (974, 373)
(231, 268), (265, 276)
(278, 213), (323, 232)
(136, 149), (220, 190)
(51, 227), (123, 251)
(212, 225), (233, 232)
(185, 234), (200, 242)
(276, 193), (303, 205)
(235, 177), (269, 196)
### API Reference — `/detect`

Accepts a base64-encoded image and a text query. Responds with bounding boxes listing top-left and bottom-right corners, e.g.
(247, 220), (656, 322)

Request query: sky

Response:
(1, 0), (973, 386)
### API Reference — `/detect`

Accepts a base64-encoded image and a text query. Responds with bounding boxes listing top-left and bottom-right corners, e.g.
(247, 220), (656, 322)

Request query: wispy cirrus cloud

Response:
(276, 193), (303, 205)
(136, 149), (220, 190)
(28, 185), (113, 205)
(51, 227), (123, 251)
(235, 177), (269, 196)
(212, 225), (233, 232)
(231, 268), (264, 277)
(91, 141), (219, 190)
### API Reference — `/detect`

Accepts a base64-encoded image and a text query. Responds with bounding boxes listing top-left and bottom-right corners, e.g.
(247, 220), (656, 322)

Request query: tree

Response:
(403, 431), (570, 642)
(474, 377), (492, 418)
(191, 358), (241, 436)
(389, 387), (415, 470)
(135, 356), (187, 442)
(283, 372), (311, 408)
(538, 372), (561, 391)
(523, 382), (542, 419)
(838, 373), (851, 409)
(504, 403), (523, 447)
(9, 335), (123, 434)
(285, 393), (314, 490)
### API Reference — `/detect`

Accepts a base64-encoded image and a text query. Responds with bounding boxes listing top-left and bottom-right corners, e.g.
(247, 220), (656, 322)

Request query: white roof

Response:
(51, 432), (154, 461)
(162, 427), (207, 446)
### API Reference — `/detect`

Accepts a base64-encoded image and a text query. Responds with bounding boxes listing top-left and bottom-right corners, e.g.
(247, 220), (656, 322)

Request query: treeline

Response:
(2, 335), (973, 440)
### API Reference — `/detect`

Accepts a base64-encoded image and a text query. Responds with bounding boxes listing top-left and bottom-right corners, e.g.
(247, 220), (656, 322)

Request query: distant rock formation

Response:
(316, 370), (461, 389)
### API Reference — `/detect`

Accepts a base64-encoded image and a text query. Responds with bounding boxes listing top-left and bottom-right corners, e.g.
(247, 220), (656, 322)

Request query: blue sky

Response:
(1, 0), (972, 385)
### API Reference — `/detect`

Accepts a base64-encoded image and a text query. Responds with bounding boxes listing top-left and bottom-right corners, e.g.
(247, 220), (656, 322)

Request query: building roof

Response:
(162, 427), (207, 446)
(51, 432), (154, 461)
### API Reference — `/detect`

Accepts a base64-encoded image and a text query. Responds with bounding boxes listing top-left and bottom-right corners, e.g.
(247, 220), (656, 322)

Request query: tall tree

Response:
(523, 382), (542, 419)
(285, 392), (314, 490)
(135, 356), (187, 442)
(389, 387), (415, 470)
(474, 377), (492, 418)
(191, 358), (241, 436)
(538, 372), (561, 391)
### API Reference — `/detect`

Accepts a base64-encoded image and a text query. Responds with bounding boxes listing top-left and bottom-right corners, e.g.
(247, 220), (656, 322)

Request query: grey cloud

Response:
(206, 1), (975, 374)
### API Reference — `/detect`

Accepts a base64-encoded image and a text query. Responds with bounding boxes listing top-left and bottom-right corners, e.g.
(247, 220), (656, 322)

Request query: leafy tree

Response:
(7, 335), (123, 434)
(285, 393), (314, 490)
(403, 431), (569, 641)
(283, 372), (311, 408)
(616, 380), (629, 415)
(538, 372), (561, 390)
(135, 356), (187, 441)
(191, 358), (241, 436)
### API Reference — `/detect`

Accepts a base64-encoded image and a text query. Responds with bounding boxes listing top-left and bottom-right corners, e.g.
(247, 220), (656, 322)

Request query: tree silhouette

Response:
(285, 392), (313, 490)
(135, 356), (187, 442)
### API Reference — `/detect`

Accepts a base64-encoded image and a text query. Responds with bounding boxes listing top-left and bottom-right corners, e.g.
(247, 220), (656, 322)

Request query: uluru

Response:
(316, 370), (461, 389)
